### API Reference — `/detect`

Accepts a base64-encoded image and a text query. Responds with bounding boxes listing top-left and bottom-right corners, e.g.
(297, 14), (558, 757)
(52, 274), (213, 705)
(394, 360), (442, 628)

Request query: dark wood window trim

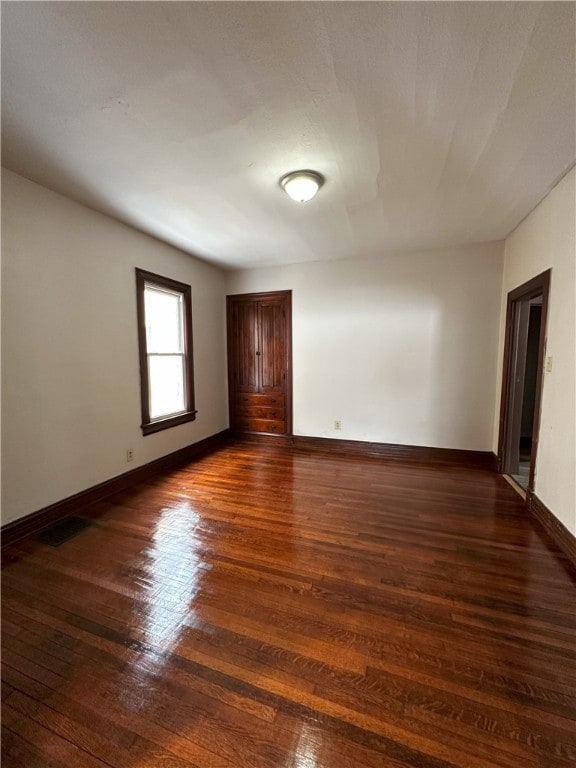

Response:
(136, 268), (196, 436)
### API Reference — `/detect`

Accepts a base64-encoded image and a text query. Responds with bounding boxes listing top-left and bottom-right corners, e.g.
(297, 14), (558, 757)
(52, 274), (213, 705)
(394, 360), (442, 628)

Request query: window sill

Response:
(141, 410), (198, 436)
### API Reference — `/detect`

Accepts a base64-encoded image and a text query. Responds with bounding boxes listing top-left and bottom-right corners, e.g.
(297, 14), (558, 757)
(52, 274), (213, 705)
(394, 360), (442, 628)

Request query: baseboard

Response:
(292, 435), (497, 471)
(1, 429), (232, 548)
(526, 490), (576, 569)
(235, 432), (498, 471)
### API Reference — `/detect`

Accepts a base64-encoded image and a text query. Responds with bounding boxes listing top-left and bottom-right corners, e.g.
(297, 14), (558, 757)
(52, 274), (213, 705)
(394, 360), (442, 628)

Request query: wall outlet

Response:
(334, 420), (342, 430)
(546, 356), (553, 372)
(126, 448), (134, 462)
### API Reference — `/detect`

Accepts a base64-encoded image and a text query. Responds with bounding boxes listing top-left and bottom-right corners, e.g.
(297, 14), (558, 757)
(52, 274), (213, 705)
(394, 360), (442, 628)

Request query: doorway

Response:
(498, 270), (550, 493)
(226, 290), (292, 435)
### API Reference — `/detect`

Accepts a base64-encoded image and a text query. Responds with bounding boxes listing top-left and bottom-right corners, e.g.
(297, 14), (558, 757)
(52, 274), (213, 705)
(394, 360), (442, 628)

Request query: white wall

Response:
(227, 242), (504, 451)
(1, 169), (228, 526)
(494, 167), (576, 535)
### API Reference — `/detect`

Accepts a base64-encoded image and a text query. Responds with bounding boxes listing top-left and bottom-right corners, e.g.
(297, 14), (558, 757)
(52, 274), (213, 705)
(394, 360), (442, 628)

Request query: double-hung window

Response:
(136, 269), (196, 435)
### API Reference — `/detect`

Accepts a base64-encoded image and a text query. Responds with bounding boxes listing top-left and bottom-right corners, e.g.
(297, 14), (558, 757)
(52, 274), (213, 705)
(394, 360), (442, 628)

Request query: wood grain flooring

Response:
(2, 438), (575, 767)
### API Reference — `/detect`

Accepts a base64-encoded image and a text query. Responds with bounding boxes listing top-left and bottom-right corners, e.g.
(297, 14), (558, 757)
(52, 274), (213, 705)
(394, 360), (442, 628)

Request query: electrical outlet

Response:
(126, 449), (134, 462)
(334, 420), (342, 430)
(546, 356), (553, 372)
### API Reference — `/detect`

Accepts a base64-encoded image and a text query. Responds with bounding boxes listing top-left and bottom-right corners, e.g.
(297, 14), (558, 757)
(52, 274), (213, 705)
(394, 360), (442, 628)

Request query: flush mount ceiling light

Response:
(280, 170), (324, 202)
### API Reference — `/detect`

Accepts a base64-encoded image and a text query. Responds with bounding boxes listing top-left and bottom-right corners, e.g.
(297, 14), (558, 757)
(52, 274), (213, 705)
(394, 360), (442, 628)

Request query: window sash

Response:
(144, 284), (185, 354)
(147, 352), (187, 421)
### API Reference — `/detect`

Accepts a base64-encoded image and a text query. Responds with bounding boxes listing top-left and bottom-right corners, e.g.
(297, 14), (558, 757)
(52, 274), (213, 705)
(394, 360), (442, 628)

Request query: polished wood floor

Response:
(2, 439), (575, 768)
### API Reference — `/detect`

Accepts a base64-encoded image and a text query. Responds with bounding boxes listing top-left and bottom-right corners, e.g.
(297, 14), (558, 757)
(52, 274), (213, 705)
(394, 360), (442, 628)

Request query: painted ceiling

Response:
(2, 2), (575, 268)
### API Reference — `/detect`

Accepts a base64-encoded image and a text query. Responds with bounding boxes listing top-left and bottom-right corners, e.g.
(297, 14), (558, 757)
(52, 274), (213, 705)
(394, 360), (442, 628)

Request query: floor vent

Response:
(39, 517), (90, 547)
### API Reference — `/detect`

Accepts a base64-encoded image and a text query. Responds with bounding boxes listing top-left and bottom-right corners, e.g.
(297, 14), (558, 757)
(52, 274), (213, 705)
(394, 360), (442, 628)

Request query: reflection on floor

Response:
(511, 460), (530, 490)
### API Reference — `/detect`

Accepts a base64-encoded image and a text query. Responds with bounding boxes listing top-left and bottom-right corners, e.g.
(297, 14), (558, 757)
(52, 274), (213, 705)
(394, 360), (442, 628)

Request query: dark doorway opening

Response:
(515, 299), (542, 488)
(498, 270), (550, 494)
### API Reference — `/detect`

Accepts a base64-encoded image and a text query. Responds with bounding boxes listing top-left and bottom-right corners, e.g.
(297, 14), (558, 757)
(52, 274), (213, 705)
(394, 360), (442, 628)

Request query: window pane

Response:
(148, 355), (186, 418)
(144, 286), (183, 353)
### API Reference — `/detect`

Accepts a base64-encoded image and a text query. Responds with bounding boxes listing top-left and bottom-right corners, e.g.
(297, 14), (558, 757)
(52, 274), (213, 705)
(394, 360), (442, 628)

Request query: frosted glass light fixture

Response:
(280, 170), (324, 202)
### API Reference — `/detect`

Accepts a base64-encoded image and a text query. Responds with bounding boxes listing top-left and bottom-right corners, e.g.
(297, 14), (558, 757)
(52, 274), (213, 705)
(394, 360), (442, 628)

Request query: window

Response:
(136, 269), (196, 435)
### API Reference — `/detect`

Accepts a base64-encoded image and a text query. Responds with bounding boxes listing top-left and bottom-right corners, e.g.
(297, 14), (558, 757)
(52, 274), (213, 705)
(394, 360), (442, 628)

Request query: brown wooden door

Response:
(228, 299), (259, 393)
(227, 291), (292, 435)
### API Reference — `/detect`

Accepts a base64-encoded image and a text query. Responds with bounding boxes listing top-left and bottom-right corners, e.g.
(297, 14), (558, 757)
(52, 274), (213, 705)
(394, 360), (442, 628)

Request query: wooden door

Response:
(227, 291), (292, 435)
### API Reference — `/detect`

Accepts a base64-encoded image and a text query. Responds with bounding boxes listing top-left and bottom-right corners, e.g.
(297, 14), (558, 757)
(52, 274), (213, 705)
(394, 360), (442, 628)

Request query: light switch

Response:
(546, 356), (553, 372)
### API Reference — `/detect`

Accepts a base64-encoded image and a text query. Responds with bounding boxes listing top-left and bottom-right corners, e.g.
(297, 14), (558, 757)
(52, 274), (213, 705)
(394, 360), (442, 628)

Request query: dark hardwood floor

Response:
(2, 439), (575, 768)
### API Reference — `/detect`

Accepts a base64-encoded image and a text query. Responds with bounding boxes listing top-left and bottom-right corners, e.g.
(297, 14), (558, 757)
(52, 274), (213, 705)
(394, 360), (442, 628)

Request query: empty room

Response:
(1, 2), (575, 767)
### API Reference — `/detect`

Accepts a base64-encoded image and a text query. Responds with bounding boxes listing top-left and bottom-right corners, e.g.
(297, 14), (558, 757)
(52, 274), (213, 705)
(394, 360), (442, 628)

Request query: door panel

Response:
(235, 393), (285, 408)
(235, 405), (283, 419)
(229, 301), (258, 392)
(227, 291), (292, 435)
(259, 300), (286, 392)
(234, 417), (286, 434)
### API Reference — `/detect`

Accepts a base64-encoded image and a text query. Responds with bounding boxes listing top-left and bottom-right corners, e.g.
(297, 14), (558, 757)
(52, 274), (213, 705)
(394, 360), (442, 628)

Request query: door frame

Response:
(226, 290), (293, 436)
(497, 269), (550, 491)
